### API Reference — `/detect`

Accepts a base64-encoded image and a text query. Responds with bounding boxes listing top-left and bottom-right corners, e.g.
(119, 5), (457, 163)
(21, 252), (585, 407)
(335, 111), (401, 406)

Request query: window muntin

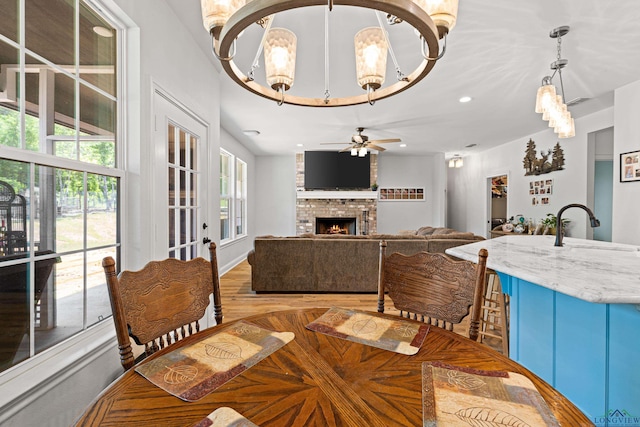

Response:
(220, 150), (231, 241)
(220, 150), (247, 243)
(235, 158), (246, 237)
(168, 124), (199, 260)
(0, 0), (120, 374)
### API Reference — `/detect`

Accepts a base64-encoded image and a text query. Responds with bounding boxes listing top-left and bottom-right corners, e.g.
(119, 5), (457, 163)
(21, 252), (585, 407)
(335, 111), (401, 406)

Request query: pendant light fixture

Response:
(200, 0), (458, 107)
(534, 26), (575, 138)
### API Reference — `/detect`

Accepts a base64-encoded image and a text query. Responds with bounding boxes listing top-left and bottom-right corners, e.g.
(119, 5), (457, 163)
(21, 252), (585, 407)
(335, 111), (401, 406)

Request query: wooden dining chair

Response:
(102, 242), (222, 370)
(377, 240), (488, 341)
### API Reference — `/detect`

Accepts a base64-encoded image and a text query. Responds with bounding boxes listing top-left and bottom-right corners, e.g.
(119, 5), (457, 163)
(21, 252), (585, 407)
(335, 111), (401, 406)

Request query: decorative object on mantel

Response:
(200, 0), (457, 107)
(523, 139), (565, 176)
(534, 26), (576, 138)
(379, 187), (424, 201)
(620, 150), (640, 182)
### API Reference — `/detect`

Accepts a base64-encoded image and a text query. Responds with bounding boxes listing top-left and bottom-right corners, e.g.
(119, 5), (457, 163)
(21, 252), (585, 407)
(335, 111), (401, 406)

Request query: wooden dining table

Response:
(74, 308), (592, 426)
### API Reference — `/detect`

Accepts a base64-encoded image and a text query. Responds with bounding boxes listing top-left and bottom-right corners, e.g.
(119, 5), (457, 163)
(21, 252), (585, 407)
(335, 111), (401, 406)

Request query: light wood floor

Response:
(219, 260), (471, 338)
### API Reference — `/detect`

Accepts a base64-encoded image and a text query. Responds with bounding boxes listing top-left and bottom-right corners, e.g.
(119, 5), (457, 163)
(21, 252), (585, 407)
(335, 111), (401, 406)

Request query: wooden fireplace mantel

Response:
(296, 190), (378, 200)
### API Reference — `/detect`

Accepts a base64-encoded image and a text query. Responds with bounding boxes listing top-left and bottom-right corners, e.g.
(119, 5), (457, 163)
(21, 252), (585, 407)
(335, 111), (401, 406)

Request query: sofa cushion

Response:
(370, 233), (427, 240)
(431, 227), (457, 235)
(416, 226), (436, 235)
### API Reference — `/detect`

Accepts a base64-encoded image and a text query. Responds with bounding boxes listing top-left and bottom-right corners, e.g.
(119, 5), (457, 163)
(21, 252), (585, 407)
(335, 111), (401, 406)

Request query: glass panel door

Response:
(153, 91), (209, 261)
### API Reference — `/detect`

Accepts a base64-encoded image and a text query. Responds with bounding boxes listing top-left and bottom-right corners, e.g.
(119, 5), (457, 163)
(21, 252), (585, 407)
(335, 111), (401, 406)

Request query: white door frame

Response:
(486, 172), (510, 237)
(152, 86), (211, 260)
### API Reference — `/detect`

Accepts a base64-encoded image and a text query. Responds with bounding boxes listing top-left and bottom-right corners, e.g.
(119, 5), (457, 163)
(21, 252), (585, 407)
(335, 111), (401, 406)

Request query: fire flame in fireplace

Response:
(328, 224), (346, 234)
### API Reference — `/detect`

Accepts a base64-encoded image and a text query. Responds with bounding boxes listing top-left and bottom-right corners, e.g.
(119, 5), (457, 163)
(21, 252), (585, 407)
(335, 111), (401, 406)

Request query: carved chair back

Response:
(377, 240), (488, 341)
(102, 242), (222, 370)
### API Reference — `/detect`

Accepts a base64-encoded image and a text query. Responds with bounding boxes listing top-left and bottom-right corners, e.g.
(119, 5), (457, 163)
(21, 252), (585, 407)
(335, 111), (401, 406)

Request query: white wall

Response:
(448, 107), (615, 239)
(376, 154), (446, 233)
(613, 80), (640, 244)
(254, 156), (297, 236)
(250, 154), (446, 236)
(219, 128), (256, 272)
(115, 0), (221, 268)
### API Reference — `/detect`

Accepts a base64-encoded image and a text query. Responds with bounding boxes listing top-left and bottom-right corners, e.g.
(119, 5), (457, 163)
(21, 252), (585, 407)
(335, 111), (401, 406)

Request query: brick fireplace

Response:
(295, 153), (378, 235)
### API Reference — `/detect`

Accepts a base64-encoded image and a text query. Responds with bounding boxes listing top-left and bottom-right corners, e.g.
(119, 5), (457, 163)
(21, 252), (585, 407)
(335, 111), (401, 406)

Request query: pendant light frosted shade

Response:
(548, 102), (567, 128)
(201, 0), (245, 33)
(414, 0), (459, 37)
(264, 28), (297, 91)
(535, 83), (557, 113)
(351, 148), (358, 156)
(354, 27), (388, 90)
(358, 147), (368, 157)
(558, 118), (575, 138)
(542, 95), (563, 121)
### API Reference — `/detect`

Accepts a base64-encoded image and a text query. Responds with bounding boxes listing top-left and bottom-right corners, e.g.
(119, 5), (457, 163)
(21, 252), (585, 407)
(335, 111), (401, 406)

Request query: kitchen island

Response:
(447, 235), (640, 427)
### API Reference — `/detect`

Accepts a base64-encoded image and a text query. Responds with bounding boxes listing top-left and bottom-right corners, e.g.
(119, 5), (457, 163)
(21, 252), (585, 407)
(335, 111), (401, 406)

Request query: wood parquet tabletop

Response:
(74, 308), (592, 426)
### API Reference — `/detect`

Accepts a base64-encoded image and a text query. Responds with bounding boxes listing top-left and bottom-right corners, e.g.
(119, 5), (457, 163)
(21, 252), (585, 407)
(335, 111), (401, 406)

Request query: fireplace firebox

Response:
(316, 217), (357, 235)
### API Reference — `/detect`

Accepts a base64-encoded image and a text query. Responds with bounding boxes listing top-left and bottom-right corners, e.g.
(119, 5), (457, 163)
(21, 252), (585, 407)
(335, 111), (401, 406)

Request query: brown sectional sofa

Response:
(247, 228), (484, 293)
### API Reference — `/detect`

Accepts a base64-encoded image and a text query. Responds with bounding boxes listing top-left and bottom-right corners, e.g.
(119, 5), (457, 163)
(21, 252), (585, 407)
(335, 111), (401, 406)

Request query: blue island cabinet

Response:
(499, 273), (640, 427)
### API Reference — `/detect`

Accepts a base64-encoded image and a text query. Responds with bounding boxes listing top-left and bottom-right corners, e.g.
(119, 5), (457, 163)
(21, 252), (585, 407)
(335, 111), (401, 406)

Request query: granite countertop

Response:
(446, 235), (640, 304)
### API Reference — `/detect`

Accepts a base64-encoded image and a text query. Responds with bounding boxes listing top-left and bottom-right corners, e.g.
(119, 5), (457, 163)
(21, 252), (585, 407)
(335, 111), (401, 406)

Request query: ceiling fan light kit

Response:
(200, 0), (457, 107)
(320, 127), (401, 156)
(534, 26), (575, 138)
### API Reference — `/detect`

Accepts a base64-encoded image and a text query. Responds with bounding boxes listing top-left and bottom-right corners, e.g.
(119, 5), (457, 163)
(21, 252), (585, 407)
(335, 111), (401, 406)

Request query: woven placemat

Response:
(422, 362), (560, 426)
(136, 321), (294, 402)
(306, 307), (429, 355)
(191, 407), (258, 427)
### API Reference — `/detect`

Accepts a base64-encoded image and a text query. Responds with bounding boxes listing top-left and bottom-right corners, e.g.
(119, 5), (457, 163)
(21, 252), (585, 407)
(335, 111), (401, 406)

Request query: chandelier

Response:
(534, 26), (575, 138)
(200, 0), (458, 107)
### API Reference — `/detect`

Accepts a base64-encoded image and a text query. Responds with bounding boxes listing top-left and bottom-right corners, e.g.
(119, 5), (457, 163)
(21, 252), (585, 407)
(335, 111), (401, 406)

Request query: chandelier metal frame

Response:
(210, 0), (442, 107)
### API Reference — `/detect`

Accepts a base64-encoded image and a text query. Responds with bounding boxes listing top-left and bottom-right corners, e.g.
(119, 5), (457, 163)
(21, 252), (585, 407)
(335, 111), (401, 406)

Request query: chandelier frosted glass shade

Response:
(414, 0), (458, 37)
(201, 0), (246, 36)
(354, 27), (388, 90)
(264, 28), (297, 91)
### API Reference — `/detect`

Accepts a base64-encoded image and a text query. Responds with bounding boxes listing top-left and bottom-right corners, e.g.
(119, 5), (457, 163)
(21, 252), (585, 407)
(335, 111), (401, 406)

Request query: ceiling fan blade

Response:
(339, 146), (355, 153)
(367, 138), (401, 144)
(353, 135), (364, 143)
(367, 144), (386, 152)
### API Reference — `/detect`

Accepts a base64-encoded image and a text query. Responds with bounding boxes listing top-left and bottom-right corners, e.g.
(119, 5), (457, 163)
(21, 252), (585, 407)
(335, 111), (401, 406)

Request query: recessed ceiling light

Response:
(399, 143), (407, 148)
(459, 96), (472, 103)
(93, 26), (113, 38)
(242, 130), (260, 136)
(296, 143), (303, 147)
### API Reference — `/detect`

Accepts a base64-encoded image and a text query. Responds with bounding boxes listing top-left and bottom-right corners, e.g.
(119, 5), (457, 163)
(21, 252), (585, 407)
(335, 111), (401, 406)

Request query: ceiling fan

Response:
(320, 127), (401, 156)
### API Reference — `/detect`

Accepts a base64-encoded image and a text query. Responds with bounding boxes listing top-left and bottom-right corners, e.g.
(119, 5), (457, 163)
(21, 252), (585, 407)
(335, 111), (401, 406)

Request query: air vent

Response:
(566, 97), (590, 107)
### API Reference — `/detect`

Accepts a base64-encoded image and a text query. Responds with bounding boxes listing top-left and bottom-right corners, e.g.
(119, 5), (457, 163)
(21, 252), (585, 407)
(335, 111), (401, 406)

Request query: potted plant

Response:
(371, 182), (378, 191)
(540, 213), (570, 235)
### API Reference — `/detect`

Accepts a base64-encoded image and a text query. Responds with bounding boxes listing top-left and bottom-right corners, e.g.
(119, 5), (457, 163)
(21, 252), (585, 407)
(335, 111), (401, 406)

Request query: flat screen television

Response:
(304, 151), (371, 190)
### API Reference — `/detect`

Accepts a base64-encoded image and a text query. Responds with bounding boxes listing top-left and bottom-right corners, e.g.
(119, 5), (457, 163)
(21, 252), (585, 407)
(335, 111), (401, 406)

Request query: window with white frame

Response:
(0, 0), (121, 374)
(220, 149), (246, 242)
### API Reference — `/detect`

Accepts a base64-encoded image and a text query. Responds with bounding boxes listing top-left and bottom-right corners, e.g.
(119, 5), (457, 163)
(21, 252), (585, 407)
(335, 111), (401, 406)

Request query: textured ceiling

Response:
(169, 0), (640, 157)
